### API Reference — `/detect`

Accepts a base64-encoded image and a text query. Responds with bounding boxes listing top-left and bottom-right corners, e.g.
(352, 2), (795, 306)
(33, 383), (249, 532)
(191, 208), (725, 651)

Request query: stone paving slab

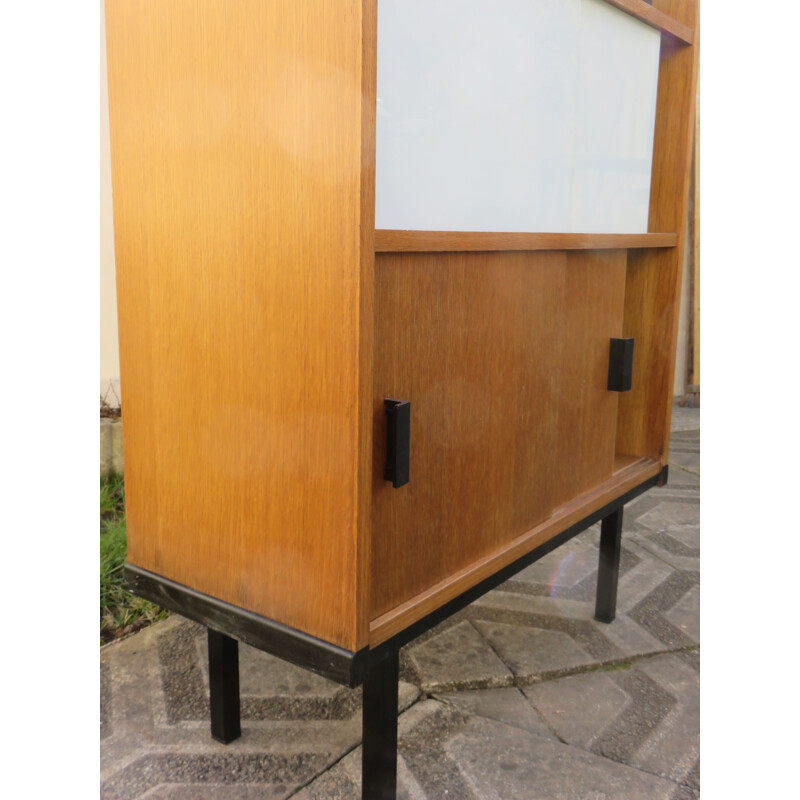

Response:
(101, 407), (699, 798)
(434, 688), (558, 740)
(407, 620), (514, 691)
(447, 716), (679, 800)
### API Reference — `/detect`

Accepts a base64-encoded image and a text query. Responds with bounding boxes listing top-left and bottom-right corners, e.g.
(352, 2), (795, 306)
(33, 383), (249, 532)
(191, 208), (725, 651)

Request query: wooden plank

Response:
(105, 0), (370, 650)
(615, 0), (700, 463)
(600, 0), (694, 44)
(354, 0), (378, 647)
(691, 88), (700, 388)
(613, 453), (649, 474)
(369, 457), (662, 645)
(371, 249), (627, 620)
(375, 230), (678, 253)
(371, 251), (559, 619)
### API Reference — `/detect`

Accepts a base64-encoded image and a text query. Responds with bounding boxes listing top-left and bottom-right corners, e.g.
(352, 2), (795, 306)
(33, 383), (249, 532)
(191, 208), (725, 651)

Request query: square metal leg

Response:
(595, 507), (624, 624)
(208, 628), (241, 744)
(362, 650), (399, 800)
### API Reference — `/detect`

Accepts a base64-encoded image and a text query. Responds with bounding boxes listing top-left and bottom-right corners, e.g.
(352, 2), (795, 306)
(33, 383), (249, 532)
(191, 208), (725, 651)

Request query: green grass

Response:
(100, 473), (125, 518)
(100, 475), (167, 643)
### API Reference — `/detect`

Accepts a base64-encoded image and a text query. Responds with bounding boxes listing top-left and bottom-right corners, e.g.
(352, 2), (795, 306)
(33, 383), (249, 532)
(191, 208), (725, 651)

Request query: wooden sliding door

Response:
(371, 249), (627, 619)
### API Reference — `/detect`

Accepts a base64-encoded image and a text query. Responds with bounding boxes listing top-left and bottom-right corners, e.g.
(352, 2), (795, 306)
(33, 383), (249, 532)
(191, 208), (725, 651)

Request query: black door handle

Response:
(383, 399), (410, 488)
(608, 338), (634, 392)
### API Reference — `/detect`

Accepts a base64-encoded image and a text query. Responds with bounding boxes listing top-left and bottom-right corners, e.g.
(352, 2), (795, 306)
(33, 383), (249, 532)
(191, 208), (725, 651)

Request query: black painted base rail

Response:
(125, 466), (667, 799)
(124, 564), (369, 687)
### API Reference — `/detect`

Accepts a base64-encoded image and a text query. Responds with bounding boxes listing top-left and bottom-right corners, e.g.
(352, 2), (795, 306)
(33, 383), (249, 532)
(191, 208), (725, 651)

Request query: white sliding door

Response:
(375, 0), (661, 233)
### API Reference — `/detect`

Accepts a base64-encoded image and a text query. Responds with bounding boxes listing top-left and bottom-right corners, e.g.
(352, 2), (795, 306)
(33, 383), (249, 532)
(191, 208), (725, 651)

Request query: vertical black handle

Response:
(608, 338), (635, 392)
(384, 399), (410, 488)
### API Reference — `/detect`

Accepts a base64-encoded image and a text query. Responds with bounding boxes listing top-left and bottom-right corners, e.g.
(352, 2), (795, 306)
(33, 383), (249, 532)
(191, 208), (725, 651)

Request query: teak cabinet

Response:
(106, 0), (697, 795)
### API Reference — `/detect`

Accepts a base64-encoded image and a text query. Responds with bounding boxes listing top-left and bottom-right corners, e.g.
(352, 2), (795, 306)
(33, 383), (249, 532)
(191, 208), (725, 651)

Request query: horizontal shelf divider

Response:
(375, 230), (678, 253)
(601, 0), (693, 44)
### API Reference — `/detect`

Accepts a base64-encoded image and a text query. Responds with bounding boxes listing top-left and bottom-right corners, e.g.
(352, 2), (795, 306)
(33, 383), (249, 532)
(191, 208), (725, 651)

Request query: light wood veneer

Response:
(105, 0), (698, 653)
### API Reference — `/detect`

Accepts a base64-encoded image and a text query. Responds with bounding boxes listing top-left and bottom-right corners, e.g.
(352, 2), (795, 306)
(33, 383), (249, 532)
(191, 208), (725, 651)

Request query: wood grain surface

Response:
(371, 250), (627, 620)
(555, 251), (627, 505)
(105, 0), (372, 650)
(375, 231), (677, 253)
(616, 0), (699, 464)
(600, 0), (694, 44)
(370, 455), (661, 645)
(691, 89), (700, 388)
(356, 0), (378, 646)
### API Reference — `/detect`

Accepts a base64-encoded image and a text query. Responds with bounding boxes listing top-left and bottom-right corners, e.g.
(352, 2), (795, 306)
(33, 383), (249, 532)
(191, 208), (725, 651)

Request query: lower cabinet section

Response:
(371, 248), (629, 622)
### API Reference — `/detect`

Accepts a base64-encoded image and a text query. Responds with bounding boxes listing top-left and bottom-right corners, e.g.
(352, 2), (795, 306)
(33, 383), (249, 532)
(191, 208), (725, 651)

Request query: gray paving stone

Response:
(630, 655), (700, 785)
(636, 501), (700, 542)
(100, 616), (419, 798)
(139, 784), (293, 799)
(667, 449), (700, 475)
(669, 428), (699, 444)
(627, 572), (698, 649)
(406, 620), (513, 691)
(473, 620), (596, 678)
(624, 499), (700, 581)
(469, 587), (665, 667)
(664, 585), (700, 643)
(666, 464), (700, 489)
(102, 752), (327, 800)
(397, 700), (476, 799)
(446, 716), (678, 800)
(291, 761), (360, 800)
(630, 532), (700, 569)
(296, 747), (430, 800)
(615, 551), (677, 614)
(101, 660), (113, 740)
(475, 589), (594, 621)
(669, 406), (700, 433)
(600, 614), (670, 659)
(435, 687), (558, 740)
(522, 670), (631, 749)
(588, 667), (677, 765)
(235, 641), (341, 698)
(514, 536), (599, 591)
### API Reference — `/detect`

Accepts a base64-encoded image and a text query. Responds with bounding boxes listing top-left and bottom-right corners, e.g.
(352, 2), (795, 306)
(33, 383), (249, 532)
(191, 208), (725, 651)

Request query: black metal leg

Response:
(595, 507), (624, 624)
(208, 628), (241, 744)
(362, 651), (399, 800)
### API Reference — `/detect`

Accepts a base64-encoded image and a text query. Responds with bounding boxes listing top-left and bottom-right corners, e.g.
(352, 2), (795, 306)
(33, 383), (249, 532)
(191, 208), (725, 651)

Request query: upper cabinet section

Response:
(375, 0), (662, 234)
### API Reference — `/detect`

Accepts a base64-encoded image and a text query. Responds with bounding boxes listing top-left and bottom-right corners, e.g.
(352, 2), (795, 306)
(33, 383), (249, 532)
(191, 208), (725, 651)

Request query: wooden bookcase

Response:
(105, 0), (698, 795)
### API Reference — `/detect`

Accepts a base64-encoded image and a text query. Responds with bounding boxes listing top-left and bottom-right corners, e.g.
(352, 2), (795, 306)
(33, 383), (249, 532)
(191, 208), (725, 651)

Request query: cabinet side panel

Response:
(616, 0), (699, 462)
(105, 0), (366, 649)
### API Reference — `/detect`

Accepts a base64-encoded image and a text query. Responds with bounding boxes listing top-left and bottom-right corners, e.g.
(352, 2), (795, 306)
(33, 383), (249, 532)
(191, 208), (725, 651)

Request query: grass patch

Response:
(100, 473), (125, 519)
(101, 475), (167, 644)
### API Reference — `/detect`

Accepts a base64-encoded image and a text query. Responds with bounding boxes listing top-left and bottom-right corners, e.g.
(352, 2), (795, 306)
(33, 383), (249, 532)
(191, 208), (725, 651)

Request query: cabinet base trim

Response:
(124, 564), (369, 687)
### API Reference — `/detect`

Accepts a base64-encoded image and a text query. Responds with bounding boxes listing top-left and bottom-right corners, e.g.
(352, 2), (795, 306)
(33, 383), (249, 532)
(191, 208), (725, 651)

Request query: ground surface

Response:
(100, 407), (699, 799)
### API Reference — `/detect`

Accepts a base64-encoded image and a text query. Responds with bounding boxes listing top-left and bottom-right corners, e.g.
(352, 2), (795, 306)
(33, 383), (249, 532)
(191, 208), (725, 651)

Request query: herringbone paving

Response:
(100, 406), (699, 799)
